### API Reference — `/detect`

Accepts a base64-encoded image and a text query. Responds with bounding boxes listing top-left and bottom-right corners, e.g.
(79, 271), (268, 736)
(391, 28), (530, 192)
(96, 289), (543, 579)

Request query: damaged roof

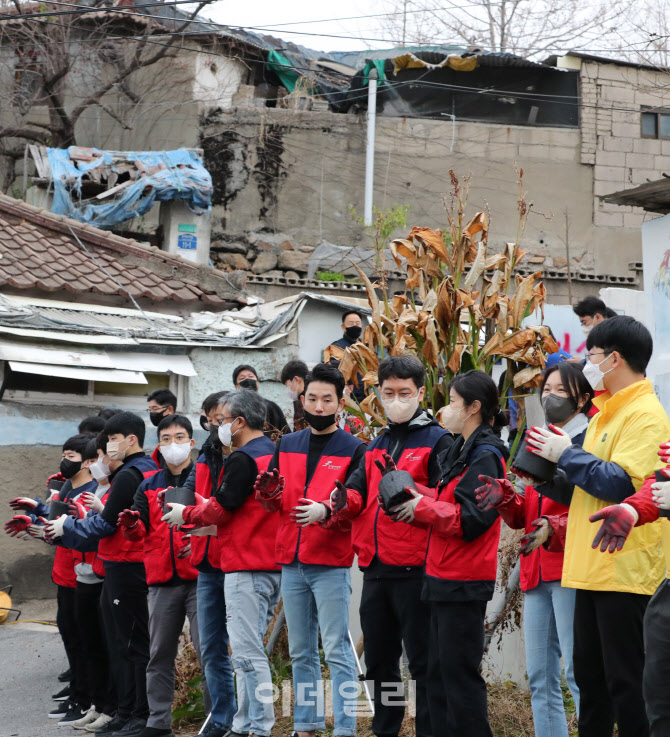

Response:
(0, 194), (246, 307)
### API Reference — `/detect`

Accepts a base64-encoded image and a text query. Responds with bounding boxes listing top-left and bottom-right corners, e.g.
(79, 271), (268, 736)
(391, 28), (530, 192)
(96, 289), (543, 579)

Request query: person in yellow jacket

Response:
(525, 315), (668, 737)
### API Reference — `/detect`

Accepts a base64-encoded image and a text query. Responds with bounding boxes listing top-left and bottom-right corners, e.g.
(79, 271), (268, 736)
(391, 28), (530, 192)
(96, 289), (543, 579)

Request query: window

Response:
(641, 109), (670, 139)
(14, 65), (43, 113)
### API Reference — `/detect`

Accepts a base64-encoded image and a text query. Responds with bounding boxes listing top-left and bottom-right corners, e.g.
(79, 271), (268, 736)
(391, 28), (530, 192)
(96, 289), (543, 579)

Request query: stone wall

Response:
(200, 105), (641, 282)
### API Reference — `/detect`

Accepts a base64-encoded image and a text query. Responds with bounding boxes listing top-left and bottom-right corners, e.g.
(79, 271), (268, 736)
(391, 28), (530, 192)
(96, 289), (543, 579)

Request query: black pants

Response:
(426, 600), (492, 737)
(76, 581), (112, 713)
(573, 588), (650, 737)
(643, 581), (670, 737)
(101, 562), (150, 720)
(56, 585), (84, 698)
(360, 577), (431, 737)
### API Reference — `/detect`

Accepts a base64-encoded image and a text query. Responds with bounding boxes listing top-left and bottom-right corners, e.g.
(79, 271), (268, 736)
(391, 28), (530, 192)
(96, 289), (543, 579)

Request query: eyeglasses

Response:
(147, 406), (169, 414)
(585, 351), (610, 361)
(381, 392), (419, 403)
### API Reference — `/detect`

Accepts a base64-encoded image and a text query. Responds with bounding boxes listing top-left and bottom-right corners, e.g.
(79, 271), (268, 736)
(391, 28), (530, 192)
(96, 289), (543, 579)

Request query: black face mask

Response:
(239, 378), (258, 391)
(304, 410), (337, 432)
(149, 409), (169, 427)
(344, 325), (362, 340)
(542, 393), (578, 425)
(60, 458), (82, 479)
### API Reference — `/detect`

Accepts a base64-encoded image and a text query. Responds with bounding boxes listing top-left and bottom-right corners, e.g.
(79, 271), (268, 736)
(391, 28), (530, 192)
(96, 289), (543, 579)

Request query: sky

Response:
(204, 0), (401, 54)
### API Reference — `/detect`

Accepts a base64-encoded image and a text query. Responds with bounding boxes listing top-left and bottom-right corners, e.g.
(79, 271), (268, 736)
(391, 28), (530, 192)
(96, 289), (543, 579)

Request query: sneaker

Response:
(223, 731), (249, 737)
(59, 703), (88, 726)
(95, 715), (127, 735)
(52, 684), (71, 701)
(86, 713), (114, 733)
(201, 724), (231, 737)
(112, 718), (147, 737)
(58, 668), (72, 682)
(72, 706), (101, 729)
(49, 699), (74, 718)
(135, 728), (174, 737)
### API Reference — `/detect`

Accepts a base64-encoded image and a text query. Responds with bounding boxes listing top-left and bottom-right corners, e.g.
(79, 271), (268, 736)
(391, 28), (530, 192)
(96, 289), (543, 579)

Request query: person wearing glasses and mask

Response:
(475, 362), (592, 737)
(182, 392), (237, 737)
(327, 355), (453, 737)
(162, 390), (280, 737)
(521, 316), (669, 737)
(232, 365), (290, 439)
(117, 415), (208, 737)
(325, 310), (367, 403)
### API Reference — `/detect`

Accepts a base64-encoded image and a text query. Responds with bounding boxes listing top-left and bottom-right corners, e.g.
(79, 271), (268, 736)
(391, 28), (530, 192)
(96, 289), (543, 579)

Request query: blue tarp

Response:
(46, 147), (213, 230)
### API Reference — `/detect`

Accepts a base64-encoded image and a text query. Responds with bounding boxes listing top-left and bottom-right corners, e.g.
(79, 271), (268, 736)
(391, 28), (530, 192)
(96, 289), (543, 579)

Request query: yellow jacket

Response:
(562, 379), (668, 594)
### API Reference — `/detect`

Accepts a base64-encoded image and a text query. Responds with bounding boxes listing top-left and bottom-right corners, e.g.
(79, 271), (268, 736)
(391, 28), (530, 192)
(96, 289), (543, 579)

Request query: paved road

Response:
(0, 599), (68, 737)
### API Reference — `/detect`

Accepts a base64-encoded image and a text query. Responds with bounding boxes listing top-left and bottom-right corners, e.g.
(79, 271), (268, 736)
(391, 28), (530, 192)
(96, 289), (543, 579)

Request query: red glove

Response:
(8, 497), (39, 512)
(374, 452), (396, 477)
(475, 475), (516, 511)
(330, 481), (348, 513)
(156, 490), (167, 512)
(590, 504), (638, 553)
(658, 442), (670, 465)
(4, 515), (33, 537)
(254, 469), (284, 499)
(118, 509), (140, 530)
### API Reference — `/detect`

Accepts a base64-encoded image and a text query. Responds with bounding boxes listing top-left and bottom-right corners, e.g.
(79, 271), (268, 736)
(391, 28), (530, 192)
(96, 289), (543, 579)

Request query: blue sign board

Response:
(178, 233), (197, 251)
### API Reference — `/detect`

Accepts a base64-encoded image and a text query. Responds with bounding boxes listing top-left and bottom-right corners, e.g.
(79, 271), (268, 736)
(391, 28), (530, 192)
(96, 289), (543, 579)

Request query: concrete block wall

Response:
(580, 60), (670, 233)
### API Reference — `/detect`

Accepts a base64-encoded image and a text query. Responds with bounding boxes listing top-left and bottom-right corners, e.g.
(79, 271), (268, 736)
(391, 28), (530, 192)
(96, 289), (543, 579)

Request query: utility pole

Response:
(402, 0), (408, 46)
(364, 68), (378, 226)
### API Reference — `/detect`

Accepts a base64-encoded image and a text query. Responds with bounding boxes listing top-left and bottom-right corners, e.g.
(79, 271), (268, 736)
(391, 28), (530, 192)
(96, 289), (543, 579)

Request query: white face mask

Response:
(583, 354), (614, 391)
(106, 438), (130, 461)
(89, 458), (110, 481)
(383, 395), (420, 424)
(218, 419), (239, 448)
(160, 441), (192, 466)
(440, 404), (469, 434)
(581, 324), (593, 337)
(287, 387), (300, 401)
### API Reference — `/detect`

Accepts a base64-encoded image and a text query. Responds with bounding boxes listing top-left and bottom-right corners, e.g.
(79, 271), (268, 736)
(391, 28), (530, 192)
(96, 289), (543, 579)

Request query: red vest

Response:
(97, 455), (159, 564)
(519, 485), (569, 592)
(218, 436), (280, 573)
(352, 424), (448, 568)
(191, 455), (224, 570)
(50, 489), (76, 588)
(276, 428), (363, 566)
(424, 452), (506, 583)
(139, 478), (198, 585)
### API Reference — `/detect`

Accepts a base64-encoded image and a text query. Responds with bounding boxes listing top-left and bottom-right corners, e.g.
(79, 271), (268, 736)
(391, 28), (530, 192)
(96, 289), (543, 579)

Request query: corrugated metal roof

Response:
(600, 178), (670, 213)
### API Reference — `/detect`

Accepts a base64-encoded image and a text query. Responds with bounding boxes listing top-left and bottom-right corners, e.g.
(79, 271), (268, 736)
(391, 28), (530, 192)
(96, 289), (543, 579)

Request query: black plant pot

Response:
(656, 470), (670, 518)
(511, 445), (557, 485)
(164, 487), (196, 507)
(49, 480), (65, 493)
(49, 500), (71, 520)
(379, 470), (416, 512)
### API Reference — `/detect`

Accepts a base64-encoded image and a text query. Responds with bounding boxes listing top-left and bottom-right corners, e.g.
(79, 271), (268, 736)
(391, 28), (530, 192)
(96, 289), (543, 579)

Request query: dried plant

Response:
(327, 169), (556, 437)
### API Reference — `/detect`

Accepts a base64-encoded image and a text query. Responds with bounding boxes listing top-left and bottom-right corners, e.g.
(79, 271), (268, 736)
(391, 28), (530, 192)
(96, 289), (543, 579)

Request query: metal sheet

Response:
(0, 325), (138, 344)
(108, 352), (197, 376)
(8, 361), (147, 384)
(0, 342), (111, 368)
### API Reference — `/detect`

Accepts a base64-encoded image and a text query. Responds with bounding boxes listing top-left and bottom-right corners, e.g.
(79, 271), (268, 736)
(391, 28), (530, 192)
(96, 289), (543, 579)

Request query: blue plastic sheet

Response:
(46, 147), (212, 229)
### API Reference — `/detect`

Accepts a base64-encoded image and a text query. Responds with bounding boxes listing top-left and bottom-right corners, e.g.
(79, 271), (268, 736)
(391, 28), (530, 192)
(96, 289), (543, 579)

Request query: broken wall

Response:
(200, 106), (640, 279)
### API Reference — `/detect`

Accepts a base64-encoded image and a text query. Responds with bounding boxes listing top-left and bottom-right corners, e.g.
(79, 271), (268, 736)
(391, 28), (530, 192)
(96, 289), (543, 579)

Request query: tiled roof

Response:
(0, 194), (240, 306)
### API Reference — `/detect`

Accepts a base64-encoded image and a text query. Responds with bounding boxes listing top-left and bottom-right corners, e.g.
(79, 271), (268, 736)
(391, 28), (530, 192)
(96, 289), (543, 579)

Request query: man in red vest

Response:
(254, 363), (366, 737)
(162, 390), (279, 737)
(331, 356), (454, 737)
(49, 412), (159, 737)
(118, 415), (207, 737)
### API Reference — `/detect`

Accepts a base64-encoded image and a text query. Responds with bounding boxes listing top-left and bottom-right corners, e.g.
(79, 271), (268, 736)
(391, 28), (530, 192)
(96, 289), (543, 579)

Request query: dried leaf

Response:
(338, 347), (358, 384)
(421, 317), (439, 365)
(323, 344), (344, 363)
(408, 227), (451, 266)
(422, 289), (438, 312)
(508, 271), (542, 328)
(360, 393), (386, 424)
(447, 344), (466, 373)
(513, 365), (545, 388)
(362, 370), (378, 388)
